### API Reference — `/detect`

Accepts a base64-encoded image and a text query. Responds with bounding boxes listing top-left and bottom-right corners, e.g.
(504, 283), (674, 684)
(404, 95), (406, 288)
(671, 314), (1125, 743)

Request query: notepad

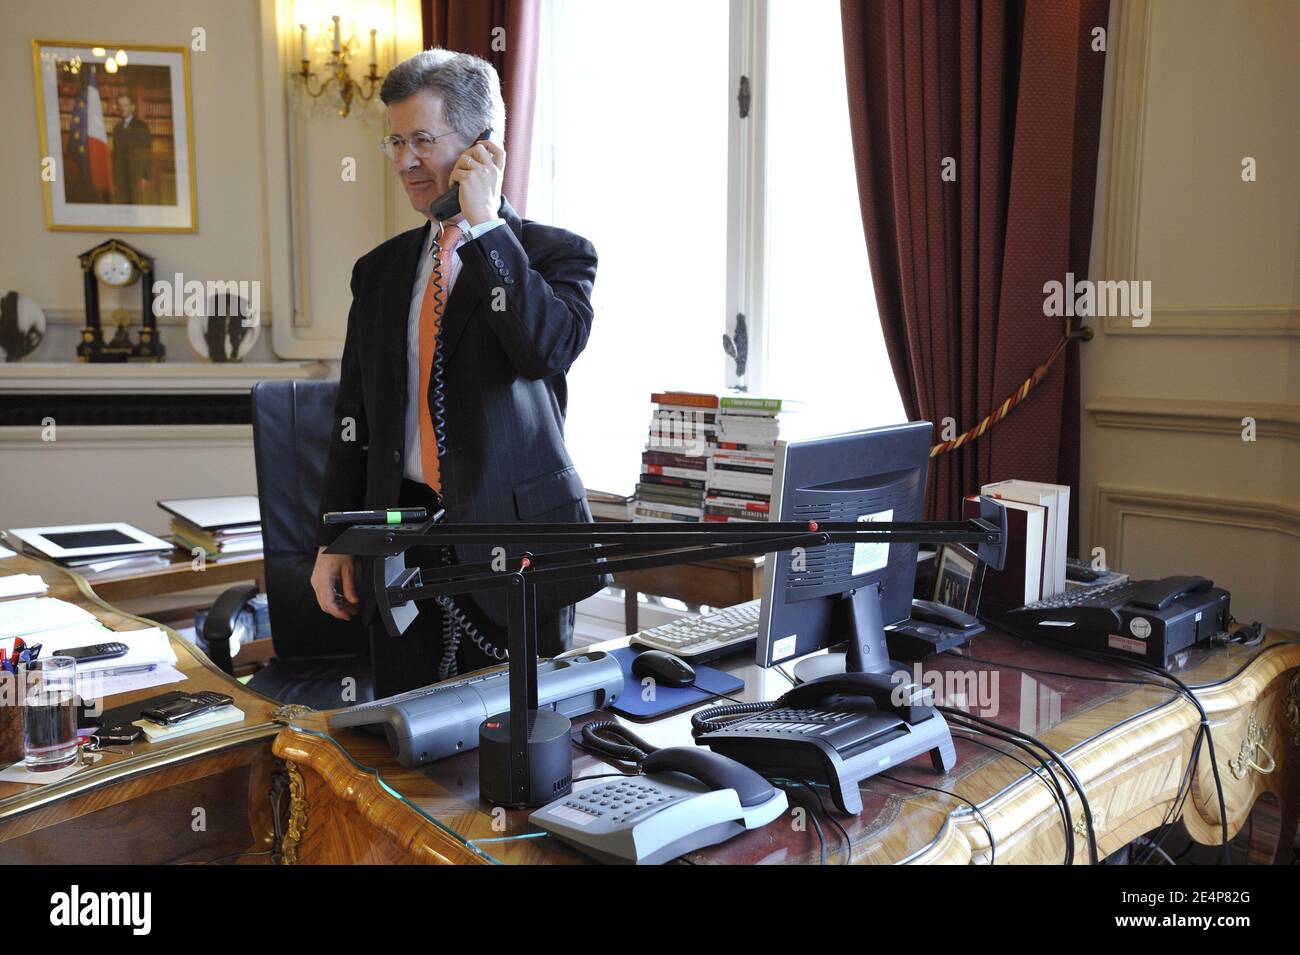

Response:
(0, 575), (49, 599)
(0, 597), (98, 641)
(157, 495), (260, 531)
(133, 705), (244, 743)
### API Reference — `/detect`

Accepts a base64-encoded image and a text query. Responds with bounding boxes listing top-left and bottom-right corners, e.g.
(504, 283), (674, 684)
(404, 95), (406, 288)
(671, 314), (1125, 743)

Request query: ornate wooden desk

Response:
(273, 626), (1300, 864)
(0, 555), (283, 864)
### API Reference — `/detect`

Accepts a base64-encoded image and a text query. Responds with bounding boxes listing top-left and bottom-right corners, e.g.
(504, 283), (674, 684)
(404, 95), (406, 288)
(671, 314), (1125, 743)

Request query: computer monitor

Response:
(756, 421), (931, 682)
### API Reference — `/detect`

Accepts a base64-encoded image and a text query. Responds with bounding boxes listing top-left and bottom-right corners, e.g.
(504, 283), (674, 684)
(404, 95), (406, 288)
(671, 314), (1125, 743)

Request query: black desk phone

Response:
(692, 670), (957, 816)
(426, 128), (494, 221)
(887, 598), (987, 661)
(1000, 574), (1232, 666)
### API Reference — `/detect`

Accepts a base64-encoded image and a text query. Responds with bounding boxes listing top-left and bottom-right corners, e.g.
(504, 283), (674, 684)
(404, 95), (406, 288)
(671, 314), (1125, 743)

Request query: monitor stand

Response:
(792, 582), (895, 683)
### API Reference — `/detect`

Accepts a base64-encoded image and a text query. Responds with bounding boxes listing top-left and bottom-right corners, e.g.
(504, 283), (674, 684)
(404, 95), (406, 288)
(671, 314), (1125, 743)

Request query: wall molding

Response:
(0, 360), (328, 394)
(1085, 395), (1300, 442)
(0, 424), (253, 450)
(40, 307), (276, 328)
(1095, 0), (1151, 291)
(1092, 1), (1298, 339)
(1100, 306), (1300, 338)
(1093, 485), (1300, 571)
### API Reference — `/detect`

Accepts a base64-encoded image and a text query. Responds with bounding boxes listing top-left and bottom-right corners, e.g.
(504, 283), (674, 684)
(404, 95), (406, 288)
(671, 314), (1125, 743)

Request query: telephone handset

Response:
(779, 670), (935, 725)
(529, 746), (788, 865)
(693, 669), (957, 815)
(426, 128), (495, 222)
(1129, 575), (1212, 611)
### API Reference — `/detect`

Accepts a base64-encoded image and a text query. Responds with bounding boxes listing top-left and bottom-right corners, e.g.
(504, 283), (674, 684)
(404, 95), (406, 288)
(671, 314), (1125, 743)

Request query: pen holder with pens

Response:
(0, 666), (24, 767)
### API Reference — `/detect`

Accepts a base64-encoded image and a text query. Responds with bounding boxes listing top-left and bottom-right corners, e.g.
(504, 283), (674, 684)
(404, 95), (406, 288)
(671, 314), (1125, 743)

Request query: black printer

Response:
(999, 575), (1232, 666)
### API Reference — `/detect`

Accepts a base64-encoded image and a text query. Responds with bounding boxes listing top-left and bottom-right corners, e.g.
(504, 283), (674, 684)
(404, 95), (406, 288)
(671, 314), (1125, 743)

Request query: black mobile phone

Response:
(140, 690), (234, 726)
(59, 642), (129, 663)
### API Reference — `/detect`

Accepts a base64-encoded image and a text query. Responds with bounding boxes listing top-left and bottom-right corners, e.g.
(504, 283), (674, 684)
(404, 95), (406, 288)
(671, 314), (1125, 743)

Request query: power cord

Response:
(1025, 638), (1233, 865)
(944, 716), (1076, 864)
(875, 772), (996, 865)
(939, 705), (1097, 864)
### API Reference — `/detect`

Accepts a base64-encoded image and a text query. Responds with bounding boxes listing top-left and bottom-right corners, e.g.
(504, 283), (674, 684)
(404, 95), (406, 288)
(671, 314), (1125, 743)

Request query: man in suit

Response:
(110, 93), (151, 205)
(311, 49), (605, 697)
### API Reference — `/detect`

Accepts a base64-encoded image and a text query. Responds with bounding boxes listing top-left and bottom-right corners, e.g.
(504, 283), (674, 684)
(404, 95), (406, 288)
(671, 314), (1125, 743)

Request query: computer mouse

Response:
(630, 649), (696, 689)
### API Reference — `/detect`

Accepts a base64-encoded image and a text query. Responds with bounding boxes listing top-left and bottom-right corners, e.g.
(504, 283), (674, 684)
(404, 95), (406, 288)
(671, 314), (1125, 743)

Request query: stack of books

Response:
(964, 479), (1071, 613)
(705, 396), (784, 523)
(159, 495), (262, 558)
(634, 391), (716, 522)
(585, 490), (635, 522)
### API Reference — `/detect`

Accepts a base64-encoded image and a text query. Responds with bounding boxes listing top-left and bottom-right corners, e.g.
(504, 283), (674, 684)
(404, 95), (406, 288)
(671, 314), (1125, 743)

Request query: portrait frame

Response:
(32, 39), (198, 233)
(932, 543), (985, 616)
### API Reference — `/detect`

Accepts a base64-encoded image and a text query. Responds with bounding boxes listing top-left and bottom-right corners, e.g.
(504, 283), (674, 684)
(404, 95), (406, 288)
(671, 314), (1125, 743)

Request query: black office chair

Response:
(203, 379), (373, 708)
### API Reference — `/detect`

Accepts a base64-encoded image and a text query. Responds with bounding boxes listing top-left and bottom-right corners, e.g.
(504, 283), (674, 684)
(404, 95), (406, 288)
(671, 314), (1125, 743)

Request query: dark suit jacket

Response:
(317, 197), (606, 627)
(111, 117), (151, 204)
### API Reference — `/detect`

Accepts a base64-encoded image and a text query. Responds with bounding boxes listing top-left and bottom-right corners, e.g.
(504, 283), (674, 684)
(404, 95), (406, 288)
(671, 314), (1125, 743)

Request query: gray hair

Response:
(380, 48), (506, 144)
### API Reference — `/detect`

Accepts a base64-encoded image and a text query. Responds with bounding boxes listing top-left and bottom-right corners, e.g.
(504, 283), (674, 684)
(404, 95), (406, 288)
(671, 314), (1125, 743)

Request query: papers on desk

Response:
(0, 597), (97, 640)
(35, 624), (183, 697)
(38, 624), (178, 671)
(0, 609), (187, 696)
(0, 575), (49, 599)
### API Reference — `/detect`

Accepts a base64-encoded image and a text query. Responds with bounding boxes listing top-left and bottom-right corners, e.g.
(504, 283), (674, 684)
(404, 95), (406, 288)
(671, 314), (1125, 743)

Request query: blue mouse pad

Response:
(606, 647), (746, 722)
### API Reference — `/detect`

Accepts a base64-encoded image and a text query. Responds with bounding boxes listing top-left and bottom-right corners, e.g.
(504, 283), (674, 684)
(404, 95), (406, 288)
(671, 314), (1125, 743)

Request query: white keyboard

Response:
(630, 600), (761, 661)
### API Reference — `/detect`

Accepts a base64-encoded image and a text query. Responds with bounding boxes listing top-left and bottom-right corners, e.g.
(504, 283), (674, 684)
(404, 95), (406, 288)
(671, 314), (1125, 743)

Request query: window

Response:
(760, 0), (904, 442)
(529, 0), (901, 491)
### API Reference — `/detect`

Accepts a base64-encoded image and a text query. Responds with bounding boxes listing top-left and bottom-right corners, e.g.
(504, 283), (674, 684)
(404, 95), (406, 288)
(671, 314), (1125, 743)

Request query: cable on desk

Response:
(875, 772), (996, 865)
(952, 730), (1068, 822)
(939, 706), (1098, 865)
(941, 715), (1075, 864)
(950, 730), (1068, 859)
(789, 779), (851, 864)
(1132, 724), (1204, 865)
(776, 781), (828, 865)
(943, 649), (1174, 693)
(1020, 637), (1232, 864)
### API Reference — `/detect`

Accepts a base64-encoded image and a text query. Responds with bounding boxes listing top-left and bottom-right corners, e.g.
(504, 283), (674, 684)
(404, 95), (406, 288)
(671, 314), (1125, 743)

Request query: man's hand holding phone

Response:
(312, 546), (359, 620)
(451, 136), (505, 226)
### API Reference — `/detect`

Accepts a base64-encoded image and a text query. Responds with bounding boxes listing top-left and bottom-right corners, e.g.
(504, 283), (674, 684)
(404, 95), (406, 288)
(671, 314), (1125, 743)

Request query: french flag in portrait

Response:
(70, 65), (112, 196)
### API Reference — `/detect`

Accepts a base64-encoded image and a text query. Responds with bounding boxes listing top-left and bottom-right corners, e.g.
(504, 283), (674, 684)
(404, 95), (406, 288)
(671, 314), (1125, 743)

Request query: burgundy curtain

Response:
(841, 0), (1108, 548)
(424, 0), (540, 216)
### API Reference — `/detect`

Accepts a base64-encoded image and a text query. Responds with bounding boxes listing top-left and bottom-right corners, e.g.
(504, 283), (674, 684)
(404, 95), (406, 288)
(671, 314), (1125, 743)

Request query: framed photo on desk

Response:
(932, 543), (984, 615)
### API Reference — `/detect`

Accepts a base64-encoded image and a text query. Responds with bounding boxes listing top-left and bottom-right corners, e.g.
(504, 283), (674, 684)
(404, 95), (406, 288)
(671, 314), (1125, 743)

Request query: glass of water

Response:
(24, 656), (79, 772)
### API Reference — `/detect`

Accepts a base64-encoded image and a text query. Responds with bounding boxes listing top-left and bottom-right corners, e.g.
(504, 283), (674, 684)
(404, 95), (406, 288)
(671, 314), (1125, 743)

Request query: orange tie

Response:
(417, 223), (462, 493)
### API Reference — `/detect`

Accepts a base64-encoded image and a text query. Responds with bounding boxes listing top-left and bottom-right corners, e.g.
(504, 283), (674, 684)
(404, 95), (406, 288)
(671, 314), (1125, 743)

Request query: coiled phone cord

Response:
(690, 700), (775, 735)
(428, 221), (509, 681)
(580, 720), (660, 764)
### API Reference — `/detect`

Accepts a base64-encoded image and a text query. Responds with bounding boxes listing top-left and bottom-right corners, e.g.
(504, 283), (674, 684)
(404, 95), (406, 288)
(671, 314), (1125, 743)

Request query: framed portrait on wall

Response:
(32, 40), (197, 232)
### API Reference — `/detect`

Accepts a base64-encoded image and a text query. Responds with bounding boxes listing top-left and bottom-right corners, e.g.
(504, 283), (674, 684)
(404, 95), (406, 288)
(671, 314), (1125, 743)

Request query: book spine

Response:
(642, 465), (710, 482)
(650, 392), (719, 408)
(719, 396), (782, 412)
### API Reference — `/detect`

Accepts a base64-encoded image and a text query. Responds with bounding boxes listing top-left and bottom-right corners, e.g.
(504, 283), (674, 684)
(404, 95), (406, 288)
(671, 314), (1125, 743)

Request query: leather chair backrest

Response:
(250, 379), (367, 659)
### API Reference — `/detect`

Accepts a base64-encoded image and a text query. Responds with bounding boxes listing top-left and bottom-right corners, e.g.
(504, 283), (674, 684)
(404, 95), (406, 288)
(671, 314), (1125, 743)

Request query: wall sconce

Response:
(291, 15), (382, 118)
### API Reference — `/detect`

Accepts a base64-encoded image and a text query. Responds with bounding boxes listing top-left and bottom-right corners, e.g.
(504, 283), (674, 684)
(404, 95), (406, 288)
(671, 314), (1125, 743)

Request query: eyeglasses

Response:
(379, 130), (459, 161)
